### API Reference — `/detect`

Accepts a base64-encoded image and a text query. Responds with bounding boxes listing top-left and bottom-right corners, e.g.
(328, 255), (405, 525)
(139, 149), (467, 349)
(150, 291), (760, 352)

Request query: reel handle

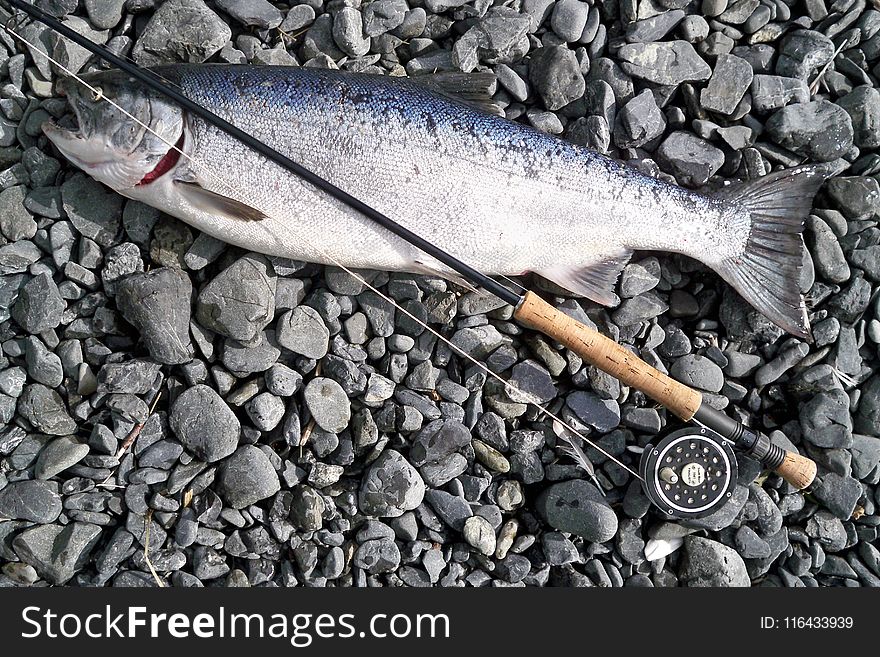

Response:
(515, 292), (818, 490)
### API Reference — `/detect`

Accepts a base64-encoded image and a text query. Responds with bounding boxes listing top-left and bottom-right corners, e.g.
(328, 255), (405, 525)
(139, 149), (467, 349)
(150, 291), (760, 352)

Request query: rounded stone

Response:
(304, 377), (351, 433)
(169, 384), (240, 462)
(216, 445), (281, 509)
(463, 515), (497, 556)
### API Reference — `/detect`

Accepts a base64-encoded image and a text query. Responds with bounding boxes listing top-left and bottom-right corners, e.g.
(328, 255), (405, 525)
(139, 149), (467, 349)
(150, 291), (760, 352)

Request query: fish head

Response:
(42, 71), (185, 192)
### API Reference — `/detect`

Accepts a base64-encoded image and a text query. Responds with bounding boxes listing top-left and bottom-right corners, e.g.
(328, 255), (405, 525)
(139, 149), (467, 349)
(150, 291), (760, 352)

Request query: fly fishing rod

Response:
(5, 0), (817, 519)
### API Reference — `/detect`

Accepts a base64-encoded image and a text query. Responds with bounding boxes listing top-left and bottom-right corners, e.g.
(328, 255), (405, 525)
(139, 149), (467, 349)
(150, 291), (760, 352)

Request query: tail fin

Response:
(713, 165), (829, 341)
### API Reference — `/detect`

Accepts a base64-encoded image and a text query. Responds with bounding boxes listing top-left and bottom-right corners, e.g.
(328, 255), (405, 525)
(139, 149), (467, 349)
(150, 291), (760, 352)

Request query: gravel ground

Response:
(0, 0), (878, 588)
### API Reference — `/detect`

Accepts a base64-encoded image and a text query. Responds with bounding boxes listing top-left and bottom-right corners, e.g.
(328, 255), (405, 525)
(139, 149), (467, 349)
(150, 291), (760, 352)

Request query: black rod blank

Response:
(3, 0), (523, 308)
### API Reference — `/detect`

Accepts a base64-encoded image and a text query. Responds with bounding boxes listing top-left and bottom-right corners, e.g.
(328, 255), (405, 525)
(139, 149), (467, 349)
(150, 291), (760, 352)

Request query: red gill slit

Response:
(136, 132), (185, 186)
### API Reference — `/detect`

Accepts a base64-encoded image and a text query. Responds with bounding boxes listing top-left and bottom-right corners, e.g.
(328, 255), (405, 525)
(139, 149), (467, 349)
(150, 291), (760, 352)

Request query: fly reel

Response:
(640, 427), (737, 519)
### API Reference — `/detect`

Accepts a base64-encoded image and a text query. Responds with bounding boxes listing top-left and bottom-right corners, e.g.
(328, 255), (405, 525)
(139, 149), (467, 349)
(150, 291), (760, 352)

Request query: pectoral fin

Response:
(538, 251), (633, 305)
(174, 181), (268, 222)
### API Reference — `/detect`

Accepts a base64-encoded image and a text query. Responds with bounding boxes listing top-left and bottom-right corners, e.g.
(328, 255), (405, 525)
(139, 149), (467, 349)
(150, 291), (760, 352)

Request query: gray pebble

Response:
(529, 45), (586, 111)
(13, 522), (102, 584)
(656, 131), (725, 186)
(245, 392), (286, 431)
(11, 273), (65, 334)
(700, 54), (753, 115)
(617, 40), (711, 85)
(679, 536), (750, 586)
(18, 383), (76, 435)
(304, 377), (350, 433)
(536, 479), (618, 542)
(0, 480), (61, 523)
(359, 449), (425, 517)
(276, 306), (329, 359)
(35, 436), (89, 480)
(216, 0), (282, 29)
(765, 101), (854, 162)
(132, 0), (231, 66)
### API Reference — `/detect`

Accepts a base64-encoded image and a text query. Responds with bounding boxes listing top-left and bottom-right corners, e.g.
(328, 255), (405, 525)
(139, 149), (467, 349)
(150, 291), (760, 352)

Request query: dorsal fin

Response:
(413, 72), (505, 117)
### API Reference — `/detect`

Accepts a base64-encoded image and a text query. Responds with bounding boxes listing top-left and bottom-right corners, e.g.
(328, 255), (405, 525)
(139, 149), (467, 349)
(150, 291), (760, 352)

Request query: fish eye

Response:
(90, 86), (104, 102)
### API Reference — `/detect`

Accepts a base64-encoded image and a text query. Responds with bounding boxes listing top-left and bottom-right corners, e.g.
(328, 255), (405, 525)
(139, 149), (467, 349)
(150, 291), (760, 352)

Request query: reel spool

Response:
(640, 427), (737, 519)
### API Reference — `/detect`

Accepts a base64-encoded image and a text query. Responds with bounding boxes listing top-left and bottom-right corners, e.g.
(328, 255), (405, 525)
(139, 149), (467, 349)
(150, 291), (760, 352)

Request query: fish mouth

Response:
(41, 104), (95, 168)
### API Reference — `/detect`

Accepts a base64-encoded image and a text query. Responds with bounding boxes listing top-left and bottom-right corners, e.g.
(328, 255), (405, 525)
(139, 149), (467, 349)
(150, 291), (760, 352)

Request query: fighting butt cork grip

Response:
(514, 291), (703, 420)
(693, 405), (818, 490)
(774, 452), (818, 490)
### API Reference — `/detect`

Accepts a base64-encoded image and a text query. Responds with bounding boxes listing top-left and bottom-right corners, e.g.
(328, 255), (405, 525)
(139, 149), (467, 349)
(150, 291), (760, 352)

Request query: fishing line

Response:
(2, 16), (644, 481)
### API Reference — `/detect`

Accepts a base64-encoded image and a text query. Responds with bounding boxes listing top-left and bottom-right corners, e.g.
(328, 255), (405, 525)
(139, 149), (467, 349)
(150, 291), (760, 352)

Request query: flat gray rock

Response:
(11, 273), (65, 334)
(0, 480), (62, 523)
(304, 377), (351, 433)
(132, 0), (231, 66)
(618, 40), (711, 85)
(13, 522), (102, 584)
(765, 100), (854, 162)
(276, 305), (330, 359)
(18, 383), (77, 435)
(35, 436), (90, 480)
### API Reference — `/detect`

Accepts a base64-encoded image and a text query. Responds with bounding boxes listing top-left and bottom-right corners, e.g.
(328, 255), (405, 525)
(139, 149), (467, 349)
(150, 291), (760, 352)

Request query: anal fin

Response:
(538, 251), (632, 305)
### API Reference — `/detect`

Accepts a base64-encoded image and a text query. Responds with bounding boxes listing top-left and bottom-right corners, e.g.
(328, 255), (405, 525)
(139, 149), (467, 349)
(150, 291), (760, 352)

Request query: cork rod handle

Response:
(774, 452), (818, 490)
(514, 292), (703, 420)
